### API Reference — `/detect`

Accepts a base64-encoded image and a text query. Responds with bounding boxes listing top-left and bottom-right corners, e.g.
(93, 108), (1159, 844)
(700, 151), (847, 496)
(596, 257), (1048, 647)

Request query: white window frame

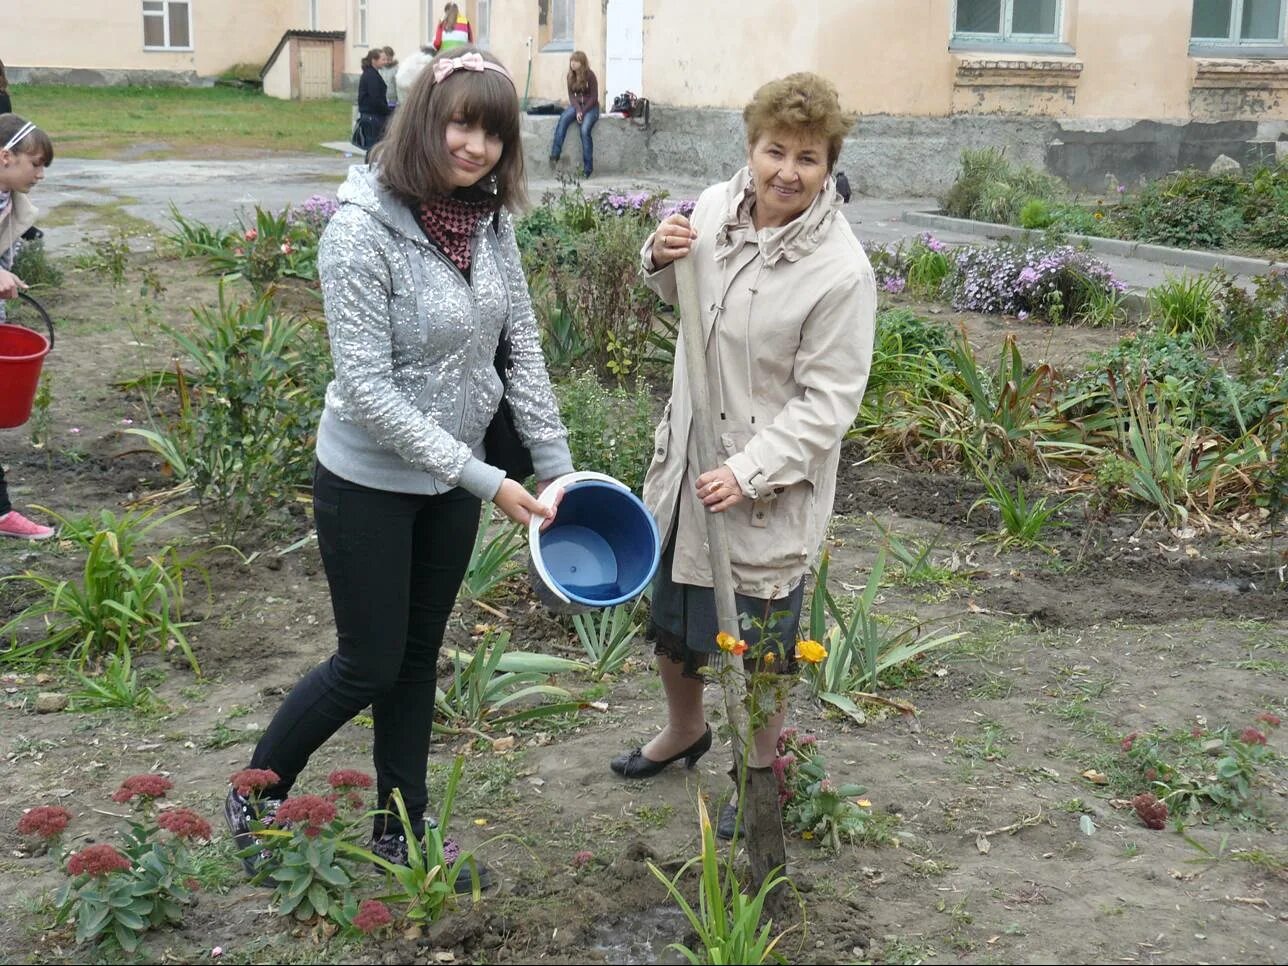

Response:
(476, 0), (492, 48)
(1191, 0), (1287, 47)
(142, 0), (193, 52)
(356, 0), (368, 46)
(542, 0), (574, 51)
(952, 0), (1063, 46)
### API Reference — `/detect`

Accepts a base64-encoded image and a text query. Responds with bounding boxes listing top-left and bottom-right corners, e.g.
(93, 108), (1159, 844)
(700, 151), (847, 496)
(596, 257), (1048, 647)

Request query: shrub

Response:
(555, 369), (657, 492)
(1148, 274), (1222, 346)
(1019, 198), (1054, 229)
(1216, 268), (1288, 373)
(10, 238), (63, 288)
(128, 287), (331, 541)
(518, 189), (669, 380)
(941, 147), (1065, 224)
(1115, 169), (1246, 250)
(904, 233), (953, 297)
(1064, 330), (1247, 435)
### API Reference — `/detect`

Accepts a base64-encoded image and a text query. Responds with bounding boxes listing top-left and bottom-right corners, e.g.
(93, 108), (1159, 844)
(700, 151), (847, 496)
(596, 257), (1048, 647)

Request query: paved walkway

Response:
(35, 153), (1216, 293)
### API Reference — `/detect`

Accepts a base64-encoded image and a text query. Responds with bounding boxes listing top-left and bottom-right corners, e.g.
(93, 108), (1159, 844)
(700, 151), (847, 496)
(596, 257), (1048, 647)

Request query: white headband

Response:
(2, 122), (36, 152)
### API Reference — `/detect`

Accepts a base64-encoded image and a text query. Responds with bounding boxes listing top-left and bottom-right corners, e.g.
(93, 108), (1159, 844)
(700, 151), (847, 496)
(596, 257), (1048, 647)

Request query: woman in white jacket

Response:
(609, 73), (876, 838)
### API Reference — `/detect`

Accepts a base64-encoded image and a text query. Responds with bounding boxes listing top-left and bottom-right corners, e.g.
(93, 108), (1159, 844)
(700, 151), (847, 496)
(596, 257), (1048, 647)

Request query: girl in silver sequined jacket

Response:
(315, 163), (571, 500)
(226, 48), (571, 885)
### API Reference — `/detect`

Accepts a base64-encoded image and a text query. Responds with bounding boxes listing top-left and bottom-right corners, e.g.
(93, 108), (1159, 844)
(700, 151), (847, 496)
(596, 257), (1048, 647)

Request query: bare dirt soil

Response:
(0, 249), (1283, 965)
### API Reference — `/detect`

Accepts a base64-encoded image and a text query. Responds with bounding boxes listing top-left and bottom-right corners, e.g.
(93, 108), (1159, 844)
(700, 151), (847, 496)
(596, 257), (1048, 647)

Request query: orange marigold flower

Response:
(795, 639), (828, 664)
(763, 651), (776, 666)
(730, 639), (748, 656)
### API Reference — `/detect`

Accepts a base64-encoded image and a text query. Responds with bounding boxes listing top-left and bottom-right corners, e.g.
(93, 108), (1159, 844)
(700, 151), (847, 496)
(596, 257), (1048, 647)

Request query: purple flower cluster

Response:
(289, 194), (340, 234)
(597, 190), (696, 221)
(919, 231), (947, 253)
(949, 243), (1125, 318)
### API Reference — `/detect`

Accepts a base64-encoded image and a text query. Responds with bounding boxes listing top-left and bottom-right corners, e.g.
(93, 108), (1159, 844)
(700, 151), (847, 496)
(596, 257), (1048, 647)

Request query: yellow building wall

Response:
(14, 0), (304, 77)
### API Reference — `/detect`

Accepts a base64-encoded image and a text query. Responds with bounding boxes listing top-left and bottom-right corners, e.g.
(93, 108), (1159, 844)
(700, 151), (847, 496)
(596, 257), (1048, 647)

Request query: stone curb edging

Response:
(903, 210), (1284, 277)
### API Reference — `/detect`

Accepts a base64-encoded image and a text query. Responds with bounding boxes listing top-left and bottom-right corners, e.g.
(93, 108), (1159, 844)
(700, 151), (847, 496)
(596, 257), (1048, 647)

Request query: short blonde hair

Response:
(743, 73), (855, 170)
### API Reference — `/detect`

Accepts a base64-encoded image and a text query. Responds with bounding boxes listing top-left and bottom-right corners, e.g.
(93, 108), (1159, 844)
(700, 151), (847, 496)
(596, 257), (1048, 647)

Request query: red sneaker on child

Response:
(0, 510), (56, 540)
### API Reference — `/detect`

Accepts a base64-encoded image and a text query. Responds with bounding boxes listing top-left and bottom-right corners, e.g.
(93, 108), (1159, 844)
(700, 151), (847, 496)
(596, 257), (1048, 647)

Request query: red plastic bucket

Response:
(0, 294), (54, 429)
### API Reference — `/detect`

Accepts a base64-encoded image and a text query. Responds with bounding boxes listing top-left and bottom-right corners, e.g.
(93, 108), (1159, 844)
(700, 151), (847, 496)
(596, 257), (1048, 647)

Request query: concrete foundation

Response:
(7, 66), (209, 87)
(523, 107), (1288, 197)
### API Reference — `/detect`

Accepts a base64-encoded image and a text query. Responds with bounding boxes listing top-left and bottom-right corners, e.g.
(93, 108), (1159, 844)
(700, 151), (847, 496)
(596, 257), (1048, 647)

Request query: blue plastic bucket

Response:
(528, 472), (661, 614)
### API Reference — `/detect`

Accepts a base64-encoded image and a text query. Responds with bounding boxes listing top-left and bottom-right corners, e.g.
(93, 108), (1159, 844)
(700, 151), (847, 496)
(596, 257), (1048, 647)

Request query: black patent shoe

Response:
(610, 725), (712, 778)
(716, 802), (741, 841)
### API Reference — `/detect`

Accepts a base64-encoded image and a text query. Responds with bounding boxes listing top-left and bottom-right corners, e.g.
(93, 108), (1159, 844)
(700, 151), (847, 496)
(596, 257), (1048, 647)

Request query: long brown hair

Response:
(567, 51), (590, 94)
(376, 46), (526, 210)
(441, 2), (460, 28)
(361, 48), (383, 69)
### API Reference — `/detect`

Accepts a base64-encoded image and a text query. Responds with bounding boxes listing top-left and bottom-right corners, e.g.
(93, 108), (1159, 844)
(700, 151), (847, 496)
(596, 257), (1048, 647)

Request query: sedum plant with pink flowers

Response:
(15, 772), (213, 955)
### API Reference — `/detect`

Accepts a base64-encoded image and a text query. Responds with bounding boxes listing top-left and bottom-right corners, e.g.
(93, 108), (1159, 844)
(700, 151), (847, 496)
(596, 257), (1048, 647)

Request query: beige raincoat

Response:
(640, 167), (876, 599)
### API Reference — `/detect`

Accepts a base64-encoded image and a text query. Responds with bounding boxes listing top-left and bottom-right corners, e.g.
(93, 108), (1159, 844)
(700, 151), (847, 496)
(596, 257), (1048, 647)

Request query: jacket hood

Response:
(713, 166), (841, 267)
(335, 165), (426, 243)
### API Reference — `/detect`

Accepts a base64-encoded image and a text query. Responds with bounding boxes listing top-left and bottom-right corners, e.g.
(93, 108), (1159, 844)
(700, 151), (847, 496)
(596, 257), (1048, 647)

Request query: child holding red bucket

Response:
(0, 113), (56, 540)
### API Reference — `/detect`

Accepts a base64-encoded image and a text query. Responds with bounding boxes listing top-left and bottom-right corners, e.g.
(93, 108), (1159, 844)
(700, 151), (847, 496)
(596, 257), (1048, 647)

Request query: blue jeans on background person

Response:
(550, 105), (600, 177)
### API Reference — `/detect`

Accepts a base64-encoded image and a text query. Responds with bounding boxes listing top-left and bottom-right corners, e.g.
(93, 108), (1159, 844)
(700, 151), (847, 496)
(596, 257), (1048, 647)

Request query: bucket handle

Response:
(3, 292), (55, 350)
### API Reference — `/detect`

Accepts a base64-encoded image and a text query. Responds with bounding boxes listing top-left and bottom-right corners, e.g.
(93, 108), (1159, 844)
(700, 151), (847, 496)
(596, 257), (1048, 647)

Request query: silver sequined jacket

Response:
(315, 167), (572, 500)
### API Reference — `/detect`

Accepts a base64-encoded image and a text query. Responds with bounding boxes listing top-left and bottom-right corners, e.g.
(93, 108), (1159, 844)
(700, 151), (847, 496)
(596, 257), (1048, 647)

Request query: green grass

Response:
(14, 85), (351, 158)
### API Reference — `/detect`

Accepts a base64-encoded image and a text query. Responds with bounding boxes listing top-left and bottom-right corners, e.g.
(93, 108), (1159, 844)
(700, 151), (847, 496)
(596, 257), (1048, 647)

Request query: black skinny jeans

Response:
(250, 462), (480, 834)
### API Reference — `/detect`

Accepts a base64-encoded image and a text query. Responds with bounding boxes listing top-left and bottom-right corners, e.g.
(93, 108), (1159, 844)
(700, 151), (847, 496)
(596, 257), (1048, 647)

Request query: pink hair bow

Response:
(432, 51), (514, 86)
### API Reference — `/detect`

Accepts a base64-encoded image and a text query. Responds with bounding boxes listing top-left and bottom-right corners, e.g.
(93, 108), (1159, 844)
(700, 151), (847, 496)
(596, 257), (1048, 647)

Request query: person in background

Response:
(357, 48), (393, 154)
(608, 74), (875, 841)
(432, 3), (473, 53)
(0, 113), (57, 541)
(379, 46), (400, 108)
(0, 61), (12, 115)
(224, 46), (572, 885)
(548, 51), (600, 179)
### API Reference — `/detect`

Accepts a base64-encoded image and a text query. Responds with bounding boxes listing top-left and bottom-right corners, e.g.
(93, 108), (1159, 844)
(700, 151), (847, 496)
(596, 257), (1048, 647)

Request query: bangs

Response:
(440, 71), (519, 139)
(22, 129), (55, 166)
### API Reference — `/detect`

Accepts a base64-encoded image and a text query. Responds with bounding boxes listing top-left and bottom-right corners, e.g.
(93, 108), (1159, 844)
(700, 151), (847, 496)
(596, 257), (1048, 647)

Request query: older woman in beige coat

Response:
(609, 73), (876, 837)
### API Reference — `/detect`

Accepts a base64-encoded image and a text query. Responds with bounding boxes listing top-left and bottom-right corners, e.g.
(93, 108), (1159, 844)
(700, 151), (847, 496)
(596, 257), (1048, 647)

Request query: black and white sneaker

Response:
(224, 786), (282, 876)
(369, 830), (494, 893)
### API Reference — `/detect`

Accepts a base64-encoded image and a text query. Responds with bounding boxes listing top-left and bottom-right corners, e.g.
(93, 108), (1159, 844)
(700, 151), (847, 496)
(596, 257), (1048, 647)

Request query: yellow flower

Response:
(763, 652), (776, 666)
(716, 631), (737, 652)
(795, 639), (828, 664)
(856, 798), (872, 808)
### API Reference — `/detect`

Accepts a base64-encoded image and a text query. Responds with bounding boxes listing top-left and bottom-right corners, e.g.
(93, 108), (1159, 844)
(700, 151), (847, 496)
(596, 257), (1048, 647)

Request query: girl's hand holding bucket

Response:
(493, 477), (557, 531)
(0, 268), (26, 300)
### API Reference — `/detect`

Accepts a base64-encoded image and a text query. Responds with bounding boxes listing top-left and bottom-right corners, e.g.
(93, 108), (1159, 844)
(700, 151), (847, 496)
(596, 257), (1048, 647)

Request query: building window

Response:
(310, 0), (319, 31)
(1192, 0), (1285, 44)
(143, 0), (191, 50)
(953, 0), (1061, 43)
(539, 0), (574, 50)
(356, 0), (368, 45)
